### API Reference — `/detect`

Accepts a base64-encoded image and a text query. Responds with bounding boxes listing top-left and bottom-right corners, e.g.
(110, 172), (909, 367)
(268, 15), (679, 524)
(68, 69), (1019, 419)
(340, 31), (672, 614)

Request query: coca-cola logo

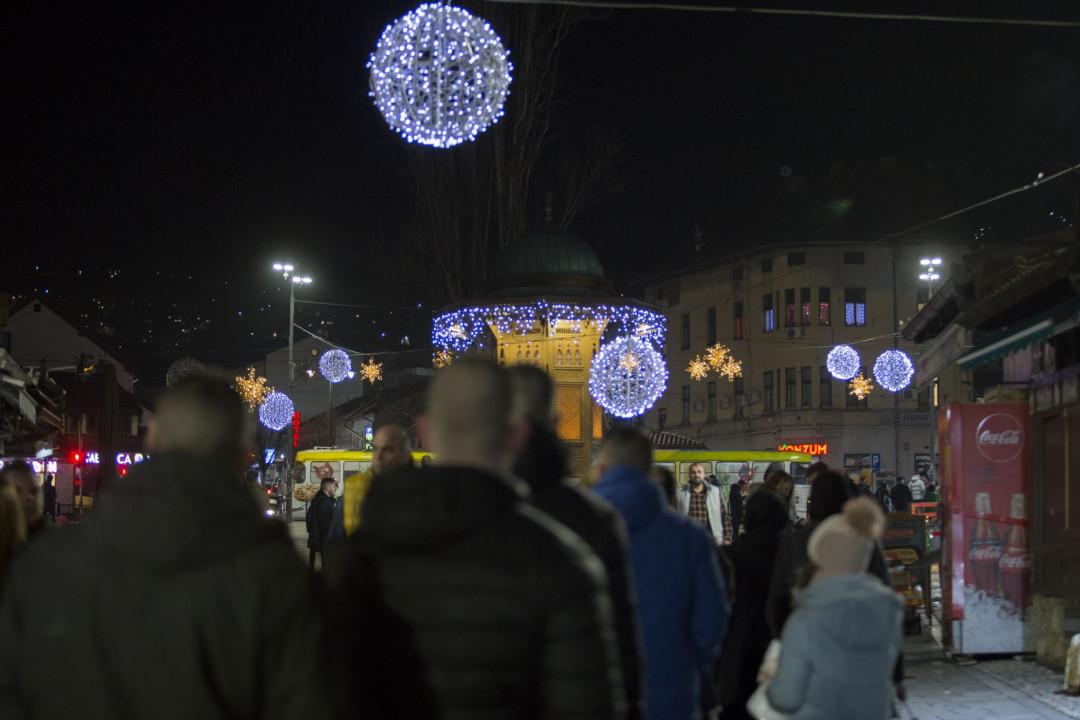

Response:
(975, 413), (1024, 463)
(999, 553), (1031, 571)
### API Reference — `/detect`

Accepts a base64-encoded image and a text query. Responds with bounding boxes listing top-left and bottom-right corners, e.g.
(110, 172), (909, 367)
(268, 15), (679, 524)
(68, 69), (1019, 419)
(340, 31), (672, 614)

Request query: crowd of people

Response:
(0, 360), (905, 719)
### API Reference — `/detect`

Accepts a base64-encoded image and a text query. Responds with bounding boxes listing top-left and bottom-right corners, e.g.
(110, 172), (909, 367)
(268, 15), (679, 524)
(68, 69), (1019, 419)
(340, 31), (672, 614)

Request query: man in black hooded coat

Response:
(509, 364), (644, 720)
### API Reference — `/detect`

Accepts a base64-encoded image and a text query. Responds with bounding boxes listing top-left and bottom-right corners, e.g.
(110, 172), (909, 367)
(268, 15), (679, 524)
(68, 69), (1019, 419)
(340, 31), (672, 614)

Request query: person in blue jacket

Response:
(593, 427), (729, 720)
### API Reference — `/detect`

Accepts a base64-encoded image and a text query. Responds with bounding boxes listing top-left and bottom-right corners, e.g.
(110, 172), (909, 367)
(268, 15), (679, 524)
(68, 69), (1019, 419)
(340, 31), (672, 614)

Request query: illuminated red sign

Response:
(292, 412), (301, 449)
(777, 442), (829, 456)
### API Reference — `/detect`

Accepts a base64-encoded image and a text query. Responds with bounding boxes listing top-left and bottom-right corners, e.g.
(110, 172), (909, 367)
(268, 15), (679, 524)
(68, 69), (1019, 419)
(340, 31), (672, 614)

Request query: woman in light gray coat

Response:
(765, 498), (902, 719)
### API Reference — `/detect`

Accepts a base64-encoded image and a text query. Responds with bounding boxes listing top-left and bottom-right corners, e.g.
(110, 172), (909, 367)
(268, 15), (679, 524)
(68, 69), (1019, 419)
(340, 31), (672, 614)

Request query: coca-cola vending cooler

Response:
(940, 403), (1033, 654)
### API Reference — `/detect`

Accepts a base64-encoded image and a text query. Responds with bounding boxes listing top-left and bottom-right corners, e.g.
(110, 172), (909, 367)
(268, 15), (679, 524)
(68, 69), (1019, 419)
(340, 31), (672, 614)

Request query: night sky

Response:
(5, 0), (1079, 383)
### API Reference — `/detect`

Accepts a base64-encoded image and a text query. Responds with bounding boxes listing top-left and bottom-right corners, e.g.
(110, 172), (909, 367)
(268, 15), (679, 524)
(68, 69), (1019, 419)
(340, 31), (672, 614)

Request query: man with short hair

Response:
(0, 462), (46, 539)
(508, 364), (644, 720)
(0, 377), (326, 720)
(677, 462), (725, 545)
(306, 476), (338, 568)
(327, 422), (412, 540)
(327, 360), (624, 719)
(593, 428), (728, 720)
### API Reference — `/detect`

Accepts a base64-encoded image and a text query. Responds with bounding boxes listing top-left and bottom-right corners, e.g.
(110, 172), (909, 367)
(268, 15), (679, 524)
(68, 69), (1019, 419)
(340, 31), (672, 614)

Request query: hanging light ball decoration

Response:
(258, 392), (294, 431)
(687, 356), (709, 381)
(165, 357), (206, 387)
(826, 345), (862, 381)
(433, 349), (454, 369)
(589, 336), (668, 419)
(367, 3), (513, 149)
(319, 349), (353, 384)
(234, 367), (273, 412)
(873, 349), (915, 392)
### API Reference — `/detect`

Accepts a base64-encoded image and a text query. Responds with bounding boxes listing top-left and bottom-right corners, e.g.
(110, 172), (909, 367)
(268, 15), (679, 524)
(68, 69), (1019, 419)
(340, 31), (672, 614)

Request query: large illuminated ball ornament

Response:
(826, 345), (861, 381)
(873, 349), (915, 392)
(165, 357), (206, 387)
(258, 392), (294, 431)
(588, 336), (669, 419)
(367, 3), (513, 148)
(319, 349), (353, 384)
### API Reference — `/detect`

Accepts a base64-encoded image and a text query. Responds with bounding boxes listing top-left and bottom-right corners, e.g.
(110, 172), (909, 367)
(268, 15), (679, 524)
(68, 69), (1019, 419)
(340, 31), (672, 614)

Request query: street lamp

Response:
(918, 257), (942, 297)
(272, 261), (312, 524)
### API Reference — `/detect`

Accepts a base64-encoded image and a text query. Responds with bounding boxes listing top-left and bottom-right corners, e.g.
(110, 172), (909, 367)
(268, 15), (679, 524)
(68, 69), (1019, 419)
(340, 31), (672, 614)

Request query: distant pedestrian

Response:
(305, 476), (337, 569)
(326, 360), (624, 719)
(729, 478), (746, 538)
(908, 474), (926, 502)
(42, 474), (56, 522)
(0, 462), (47, 540)
(891, 477), (913, 513)
(764, 471), (799, 526)
(509, 364), (645, 720)
(716, 490), (789, 720)
(874, 480), (893, 512)
(326, 422), (413, 541)
(653, 466), (678, 508)
(0, 376), (327, 720)
(762, 498), (903, 720)
(594, 427), (729, 720)
(0, 484), (27, 596)
(677, 462), (725, 545)
(924, 482), (940, 503)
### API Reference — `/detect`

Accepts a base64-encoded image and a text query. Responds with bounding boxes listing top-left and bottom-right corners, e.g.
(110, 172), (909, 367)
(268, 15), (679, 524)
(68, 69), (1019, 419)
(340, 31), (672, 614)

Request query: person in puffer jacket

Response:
(766, 498), (902, 720)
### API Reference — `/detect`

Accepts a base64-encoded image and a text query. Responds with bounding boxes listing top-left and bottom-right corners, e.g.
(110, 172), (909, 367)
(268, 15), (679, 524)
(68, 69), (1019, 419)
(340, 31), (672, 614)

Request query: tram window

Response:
(343, 461), (362, 477)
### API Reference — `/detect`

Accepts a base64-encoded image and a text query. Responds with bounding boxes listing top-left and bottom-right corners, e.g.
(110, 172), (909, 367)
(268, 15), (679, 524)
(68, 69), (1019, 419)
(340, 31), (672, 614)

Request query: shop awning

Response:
(956, 299), (1080, 370)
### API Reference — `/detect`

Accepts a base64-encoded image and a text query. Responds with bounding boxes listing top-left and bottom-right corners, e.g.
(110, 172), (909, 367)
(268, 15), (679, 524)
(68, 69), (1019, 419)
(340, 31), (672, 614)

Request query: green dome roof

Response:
(488, 231), (611, 297)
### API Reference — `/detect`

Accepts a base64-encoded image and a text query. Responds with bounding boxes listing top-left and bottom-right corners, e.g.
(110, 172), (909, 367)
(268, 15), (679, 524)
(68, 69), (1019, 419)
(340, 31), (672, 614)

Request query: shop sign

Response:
(777, 441), (829, 456)
(85, 452), (147, 466)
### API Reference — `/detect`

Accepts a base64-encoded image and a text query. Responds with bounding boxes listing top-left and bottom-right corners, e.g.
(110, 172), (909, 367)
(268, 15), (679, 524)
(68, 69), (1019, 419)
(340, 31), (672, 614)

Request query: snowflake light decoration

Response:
(687, 357), (709, 381)
(360, 357), (384, 383)
(849, 373), (874, 400)
(826, 344), (861, 381)
(433, 349), (454, 369)
(717, 355), (743, 382)
(619, 351), (641, 372)
(368, 3), (513, 148)
(589, 336), (668, 418)
(873, 349), (915, 392)
(705, 343), (732, 370)
(234, 367), (273, 411)
(258, 392), (294, 431)
(319, 349), (353, 384)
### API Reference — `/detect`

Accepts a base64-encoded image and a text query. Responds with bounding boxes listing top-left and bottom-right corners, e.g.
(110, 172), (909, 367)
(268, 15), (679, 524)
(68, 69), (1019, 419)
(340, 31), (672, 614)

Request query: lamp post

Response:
(272, 262), (312, 523)
(919, 257), (943, 297)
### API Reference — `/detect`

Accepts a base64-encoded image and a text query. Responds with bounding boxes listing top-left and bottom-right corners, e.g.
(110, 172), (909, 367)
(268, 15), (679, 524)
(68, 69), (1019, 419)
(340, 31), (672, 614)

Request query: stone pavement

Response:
(905, 630), (1080, 720)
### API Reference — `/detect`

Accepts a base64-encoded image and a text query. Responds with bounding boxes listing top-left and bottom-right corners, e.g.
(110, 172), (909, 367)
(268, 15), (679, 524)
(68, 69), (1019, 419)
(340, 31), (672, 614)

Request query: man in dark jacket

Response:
(891, 476), (913, 513)
(509, 364), (644, 720)
(326, 359), (624, 720)
(728, 479), (746, 538)
(306, 476), (337, 568)
(0, 376), (326, 720)
(593, 427), (728, 720)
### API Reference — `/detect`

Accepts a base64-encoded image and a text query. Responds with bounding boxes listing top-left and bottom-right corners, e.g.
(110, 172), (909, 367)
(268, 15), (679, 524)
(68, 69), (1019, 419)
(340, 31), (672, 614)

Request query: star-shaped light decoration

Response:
(619, 351), (641, 372)
(234, 367), (273, 411)
(849, 372), (874, 400)
(360, 357), (384, 383)
(449, 323), (468, 340)
(718, 355), (743, 382)
(705, 343), (733, 370)
(687, 356), (710, 381)
(433, 349), (454, 369)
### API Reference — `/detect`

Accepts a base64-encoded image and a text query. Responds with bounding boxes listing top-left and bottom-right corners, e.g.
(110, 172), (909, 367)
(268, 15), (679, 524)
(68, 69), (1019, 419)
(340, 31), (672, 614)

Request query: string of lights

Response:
(481, 0), (1080, 28)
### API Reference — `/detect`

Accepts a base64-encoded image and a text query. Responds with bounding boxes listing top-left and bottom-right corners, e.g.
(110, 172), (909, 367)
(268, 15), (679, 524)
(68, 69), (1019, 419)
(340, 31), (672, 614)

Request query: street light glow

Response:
(930, 257), (942, 266)
(273, 263), (283, 271)
(920, 258), (931, 266)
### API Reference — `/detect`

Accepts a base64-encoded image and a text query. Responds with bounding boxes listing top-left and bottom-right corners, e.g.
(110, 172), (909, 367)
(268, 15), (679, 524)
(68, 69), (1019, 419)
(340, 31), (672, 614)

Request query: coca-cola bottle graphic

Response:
(999, 493), (1031, 611)
(968, 492), (1002, 597)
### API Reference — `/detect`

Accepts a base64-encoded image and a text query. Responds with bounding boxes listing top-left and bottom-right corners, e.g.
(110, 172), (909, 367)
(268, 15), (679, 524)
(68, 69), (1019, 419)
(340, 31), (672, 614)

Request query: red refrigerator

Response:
(940, 403), (1033, 655)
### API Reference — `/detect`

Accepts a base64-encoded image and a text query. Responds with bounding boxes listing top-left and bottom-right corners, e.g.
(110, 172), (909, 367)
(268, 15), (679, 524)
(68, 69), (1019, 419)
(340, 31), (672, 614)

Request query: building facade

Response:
(639, 242), (963, 482)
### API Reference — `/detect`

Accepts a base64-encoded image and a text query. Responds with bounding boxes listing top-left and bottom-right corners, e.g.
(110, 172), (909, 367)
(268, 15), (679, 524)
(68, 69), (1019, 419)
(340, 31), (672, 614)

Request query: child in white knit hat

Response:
(761, 498), (903, 720)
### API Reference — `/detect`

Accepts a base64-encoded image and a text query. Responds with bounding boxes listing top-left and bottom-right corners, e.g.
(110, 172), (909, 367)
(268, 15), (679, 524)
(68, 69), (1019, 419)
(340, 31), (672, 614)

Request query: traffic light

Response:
(68, 450), (82, 465)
